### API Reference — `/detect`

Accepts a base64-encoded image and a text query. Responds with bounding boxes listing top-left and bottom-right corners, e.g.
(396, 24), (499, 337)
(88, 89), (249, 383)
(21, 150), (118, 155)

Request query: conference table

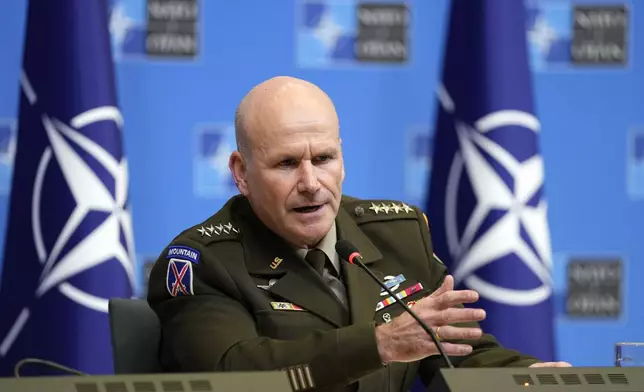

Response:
(0, 366), (643, 391)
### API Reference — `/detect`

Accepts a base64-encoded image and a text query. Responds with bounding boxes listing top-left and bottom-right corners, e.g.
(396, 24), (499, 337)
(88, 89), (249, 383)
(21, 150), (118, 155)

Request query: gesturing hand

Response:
(375, 275), (486, 364)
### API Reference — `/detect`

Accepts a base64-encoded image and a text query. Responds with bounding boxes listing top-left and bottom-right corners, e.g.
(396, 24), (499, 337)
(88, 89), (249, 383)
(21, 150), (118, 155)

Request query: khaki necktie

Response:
(305, 249), (335, 277)
(305, 249), (347, 308)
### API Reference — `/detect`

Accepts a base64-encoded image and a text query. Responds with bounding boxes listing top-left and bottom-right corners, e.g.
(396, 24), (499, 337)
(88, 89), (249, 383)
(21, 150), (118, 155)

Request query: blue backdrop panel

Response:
(0, 0), (642, 369)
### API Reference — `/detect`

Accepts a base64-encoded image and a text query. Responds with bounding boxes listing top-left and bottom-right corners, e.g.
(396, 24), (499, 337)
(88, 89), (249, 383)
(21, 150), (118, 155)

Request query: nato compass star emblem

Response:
(439, 84), (553, 307)
(25, 70), (136, 312)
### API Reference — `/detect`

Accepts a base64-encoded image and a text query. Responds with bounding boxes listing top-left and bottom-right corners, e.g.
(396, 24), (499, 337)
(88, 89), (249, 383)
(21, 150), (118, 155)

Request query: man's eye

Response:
(278, 159), (297, 167)
(315, 155), (332, 163)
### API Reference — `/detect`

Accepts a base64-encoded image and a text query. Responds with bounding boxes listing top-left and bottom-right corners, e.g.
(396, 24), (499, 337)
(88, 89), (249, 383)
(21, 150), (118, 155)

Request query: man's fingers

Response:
(442, 275), (454, 292)
(429, 275), (454, 298)
(435, 342), (473, 357)
(435, 307), (486, 325)
(435, 289), (479, 309)
(433, 325), (483, 341)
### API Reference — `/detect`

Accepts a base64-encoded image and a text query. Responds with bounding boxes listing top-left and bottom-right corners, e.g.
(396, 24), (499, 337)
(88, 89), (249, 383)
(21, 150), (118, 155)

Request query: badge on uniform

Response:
(166, 245), (200, 264)
(380, 274), (406, 296)
(166, 259), (194, 297)
(271, 302), (305, 311)
(382, 313), (392, 323)
(257, 278), (278, 291)
(270, 257), (283, 269)
(376, 282), (424, 311)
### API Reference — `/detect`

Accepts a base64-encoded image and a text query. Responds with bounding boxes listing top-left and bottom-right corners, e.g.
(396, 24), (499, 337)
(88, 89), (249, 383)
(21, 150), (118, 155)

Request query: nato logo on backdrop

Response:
(108, 0), (200, 61)
(525, 0), (629, 71)
(194, 123), (238, 199)
(295, 1), (409, 68)
(0, 119), (16, 196)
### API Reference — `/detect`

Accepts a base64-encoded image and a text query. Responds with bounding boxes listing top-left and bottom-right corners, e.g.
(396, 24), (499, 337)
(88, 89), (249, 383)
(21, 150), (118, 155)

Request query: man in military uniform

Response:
(147, 76), (570, 391)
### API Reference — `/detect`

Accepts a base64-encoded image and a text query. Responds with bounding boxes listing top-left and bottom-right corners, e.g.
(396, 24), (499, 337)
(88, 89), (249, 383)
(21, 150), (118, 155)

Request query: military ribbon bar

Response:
(271, 302), (305, 311)
(375, 282), (424, 311)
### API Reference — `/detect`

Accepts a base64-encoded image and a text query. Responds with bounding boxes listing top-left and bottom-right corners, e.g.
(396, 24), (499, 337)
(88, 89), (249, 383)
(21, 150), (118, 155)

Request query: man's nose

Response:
(297, 161), (321, 194)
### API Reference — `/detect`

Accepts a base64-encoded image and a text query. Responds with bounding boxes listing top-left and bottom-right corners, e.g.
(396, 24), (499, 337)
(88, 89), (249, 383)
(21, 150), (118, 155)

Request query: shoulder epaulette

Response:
(179, 198), (243, 245)
(341, 199), (420, 224)
(193, 221), (241, 243)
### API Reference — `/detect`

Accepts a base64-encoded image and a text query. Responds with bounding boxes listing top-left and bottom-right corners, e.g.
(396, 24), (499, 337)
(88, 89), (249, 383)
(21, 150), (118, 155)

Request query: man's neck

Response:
(294, 221), (340, 274)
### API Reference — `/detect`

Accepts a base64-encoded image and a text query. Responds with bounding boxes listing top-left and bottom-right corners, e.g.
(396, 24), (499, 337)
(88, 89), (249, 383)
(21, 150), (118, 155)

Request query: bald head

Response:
(234, 76), (339, 158)
(228, 76), (345, 248)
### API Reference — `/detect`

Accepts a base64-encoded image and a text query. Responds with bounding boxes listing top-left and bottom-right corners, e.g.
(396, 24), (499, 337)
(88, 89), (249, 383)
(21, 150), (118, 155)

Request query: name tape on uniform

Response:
(376, 282), (424, 311)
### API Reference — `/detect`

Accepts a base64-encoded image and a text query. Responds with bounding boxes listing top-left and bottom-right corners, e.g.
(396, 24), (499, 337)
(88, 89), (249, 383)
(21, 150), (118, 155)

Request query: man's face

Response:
(235, 107), (345, 248)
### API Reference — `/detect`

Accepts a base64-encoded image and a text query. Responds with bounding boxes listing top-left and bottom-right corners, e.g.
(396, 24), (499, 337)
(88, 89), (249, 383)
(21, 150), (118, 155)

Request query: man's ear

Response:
(338, 137), (345, 182)
(229, 151), (249, 196)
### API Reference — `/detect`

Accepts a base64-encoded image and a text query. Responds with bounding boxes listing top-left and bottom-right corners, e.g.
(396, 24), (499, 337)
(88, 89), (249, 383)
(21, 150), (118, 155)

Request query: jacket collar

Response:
(238, 198), (384, 327)
(335, 206), (381, 264)
(241, 200), (382, 275)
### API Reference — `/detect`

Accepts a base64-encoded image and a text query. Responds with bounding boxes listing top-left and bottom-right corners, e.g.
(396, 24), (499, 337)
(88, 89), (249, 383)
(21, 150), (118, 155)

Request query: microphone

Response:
(13, 357), (88, 378)
(335, 239), (454, 369)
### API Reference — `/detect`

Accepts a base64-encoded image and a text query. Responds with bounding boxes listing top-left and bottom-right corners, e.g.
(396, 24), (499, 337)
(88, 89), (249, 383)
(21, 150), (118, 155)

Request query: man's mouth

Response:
(293, 205), (323, 213)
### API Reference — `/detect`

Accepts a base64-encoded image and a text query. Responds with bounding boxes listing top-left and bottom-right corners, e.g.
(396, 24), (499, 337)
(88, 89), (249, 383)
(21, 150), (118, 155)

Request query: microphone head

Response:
(335, 240), (361, 264)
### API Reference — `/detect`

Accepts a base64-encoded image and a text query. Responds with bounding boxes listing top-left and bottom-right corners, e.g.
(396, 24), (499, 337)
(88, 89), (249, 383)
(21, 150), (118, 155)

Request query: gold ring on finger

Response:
(435, 326), (441, 340)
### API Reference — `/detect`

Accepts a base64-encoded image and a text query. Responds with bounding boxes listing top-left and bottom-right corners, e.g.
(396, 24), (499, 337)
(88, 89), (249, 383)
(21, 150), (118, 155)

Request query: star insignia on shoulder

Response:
(197, 222), (239, 237)
(366, 202), (414, 215)
(369, 202), (382, 214)
(197, 226), (210, 237)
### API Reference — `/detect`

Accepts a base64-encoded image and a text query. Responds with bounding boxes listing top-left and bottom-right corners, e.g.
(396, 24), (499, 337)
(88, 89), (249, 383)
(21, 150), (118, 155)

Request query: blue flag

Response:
(0, 0), (135, 375)
(426, 0), (555, 361)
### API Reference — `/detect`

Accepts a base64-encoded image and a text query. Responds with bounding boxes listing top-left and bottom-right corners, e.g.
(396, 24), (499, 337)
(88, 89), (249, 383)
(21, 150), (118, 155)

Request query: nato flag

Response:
(0, 0), (136, 375)
(426, 0), (555, 361)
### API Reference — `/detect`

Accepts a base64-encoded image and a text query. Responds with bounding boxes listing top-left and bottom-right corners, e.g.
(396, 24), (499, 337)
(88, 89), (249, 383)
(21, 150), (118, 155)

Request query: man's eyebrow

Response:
(315, 146), (339, 154)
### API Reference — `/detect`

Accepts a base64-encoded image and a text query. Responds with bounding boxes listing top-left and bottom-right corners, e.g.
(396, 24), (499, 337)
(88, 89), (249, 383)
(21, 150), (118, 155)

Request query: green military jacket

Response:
(147, 195), (539, 391)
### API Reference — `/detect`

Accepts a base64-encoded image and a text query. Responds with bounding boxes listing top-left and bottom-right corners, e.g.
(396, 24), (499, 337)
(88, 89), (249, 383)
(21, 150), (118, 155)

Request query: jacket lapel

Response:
(268, 257), (348, 327)
(336, 208), (385, 325)
(342, 262), (383, 325)
(240, 204), (348, 328)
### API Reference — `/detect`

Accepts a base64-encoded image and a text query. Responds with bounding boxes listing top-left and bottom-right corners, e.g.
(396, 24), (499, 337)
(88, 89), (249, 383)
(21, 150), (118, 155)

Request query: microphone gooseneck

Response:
(335, 239), (454, 369)
(13, 357), (88, 378)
